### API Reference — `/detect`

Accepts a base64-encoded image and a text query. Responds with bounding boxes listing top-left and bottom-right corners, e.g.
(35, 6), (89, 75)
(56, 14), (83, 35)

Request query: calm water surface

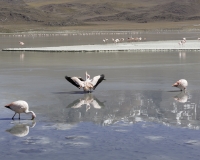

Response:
(1, 31), (200, 160)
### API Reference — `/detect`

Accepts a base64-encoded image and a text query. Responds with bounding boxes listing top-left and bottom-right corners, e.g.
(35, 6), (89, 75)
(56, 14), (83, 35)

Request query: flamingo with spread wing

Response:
(65, 71), (105, 92)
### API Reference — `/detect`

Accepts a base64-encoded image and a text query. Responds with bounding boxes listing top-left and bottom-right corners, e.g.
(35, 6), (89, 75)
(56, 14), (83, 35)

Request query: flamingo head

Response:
(172, 81), (179, 87)
(85, 71), (90, 79)
(31, 112), (36, 120)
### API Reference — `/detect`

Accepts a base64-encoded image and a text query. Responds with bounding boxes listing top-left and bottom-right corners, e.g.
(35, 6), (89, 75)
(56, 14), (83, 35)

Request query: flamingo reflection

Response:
(179, 52), (186, 59)
(20, 53), (25, 61)
(67, 94), (105, 112)
(174, 92), (188, 103)
(6, 121), (36, 137)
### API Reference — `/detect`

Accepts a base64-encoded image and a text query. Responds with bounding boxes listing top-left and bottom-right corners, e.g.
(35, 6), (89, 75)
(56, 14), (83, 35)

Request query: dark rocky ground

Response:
(1, 0), (200, 32)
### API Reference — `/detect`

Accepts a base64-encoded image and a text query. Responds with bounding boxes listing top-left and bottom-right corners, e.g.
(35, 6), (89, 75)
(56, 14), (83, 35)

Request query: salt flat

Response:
(2, 40), (200, 52)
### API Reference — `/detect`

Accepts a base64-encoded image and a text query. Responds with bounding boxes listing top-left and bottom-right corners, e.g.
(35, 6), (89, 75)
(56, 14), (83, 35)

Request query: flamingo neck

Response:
(25, 111), (36, 120)
(85, 72), (91, 81)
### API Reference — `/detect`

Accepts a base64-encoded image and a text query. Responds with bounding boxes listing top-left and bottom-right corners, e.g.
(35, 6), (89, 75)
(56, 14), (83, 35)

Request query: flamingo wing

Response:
(65, 76), (84, 89)
(91, 74), (105, 90)
(5, 100), (27, 112)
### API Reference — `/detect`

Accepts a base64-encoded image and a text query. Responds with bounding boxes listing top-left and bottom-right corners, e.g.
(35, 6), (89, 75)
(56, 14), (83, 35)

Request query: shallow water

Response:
(1, 31), (200, 160)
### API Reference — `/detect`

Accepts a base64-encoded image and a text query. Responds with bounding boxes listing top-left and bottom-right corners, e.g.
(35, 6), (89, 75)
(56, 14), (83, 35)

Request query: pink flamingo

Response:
(172, 79), (188, 91)
(5, 100), (36, 120)
(19, 41), (25, 45)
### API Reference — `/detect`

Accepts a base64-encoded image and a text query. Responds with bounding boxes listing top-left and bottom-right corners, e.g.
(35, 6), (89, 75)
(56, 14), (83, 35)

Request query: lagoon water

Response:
(1, 31), (200, 160)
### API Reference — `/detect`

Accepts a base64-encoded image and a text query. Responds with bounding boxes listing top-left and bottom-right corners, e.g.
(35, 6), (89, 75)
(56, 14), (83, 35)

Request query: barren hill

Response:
(1, 0), (200, 32)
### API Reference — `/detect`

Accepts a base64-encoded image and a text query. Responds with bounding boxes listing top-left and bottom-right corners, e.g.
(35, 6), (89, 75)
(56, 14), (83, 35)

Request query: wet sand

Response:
(1, 32), (200, 160)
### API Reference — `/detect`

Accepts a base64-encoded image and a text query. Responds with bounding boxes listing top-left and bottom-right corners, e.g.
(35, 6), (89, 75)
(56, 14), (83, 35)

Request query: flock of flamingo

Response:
(4, 32), (192, 120)
(103, 37), (146, 43)
(4, 69), (188, 121)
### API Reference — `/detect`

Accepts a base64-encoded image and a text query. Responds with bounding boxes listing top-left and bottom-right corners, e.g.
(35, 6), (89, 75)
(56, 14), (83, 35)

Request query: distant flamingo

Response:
(114, 39), (120, 43)
(127, 37), (134, 42)
(178, 38), (186, 46)
(103, 38), (108, 43)
(5, 100), (36, 120)
(19, 41), (24, 45)
(120, 38), (124, 42)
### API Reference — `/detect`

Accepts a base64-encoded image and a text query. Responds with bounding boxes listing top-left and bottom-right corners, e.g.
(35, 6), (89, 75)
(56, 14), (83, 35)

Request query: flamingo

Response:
(112, 38), (120, 43)
(103, 38), (108, 43)
(19, 41), (24, 45)
(5, 100), (36, 120)
(172, 79), (188, 91)
(178, 38), (186, 46)
(178, 41), (182, 46)
(65, 71), (105, 92)
(120, 38), (124, 42)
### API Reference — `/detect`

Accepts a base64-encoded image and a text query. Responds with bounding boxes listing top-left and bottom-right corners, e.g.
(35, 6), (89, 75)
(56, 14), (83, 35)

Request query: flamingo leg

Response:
(18, 113), (20, 120)
(12, 113), (16, 120)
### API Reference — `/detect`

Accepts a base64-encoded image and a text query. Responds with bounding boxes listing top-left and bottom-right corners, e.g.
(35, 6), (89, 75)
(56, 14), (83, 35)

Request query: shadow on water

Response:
(52, 91), (90, 94)
(0, 118), (13, 121)
(167, 90), (182, 92)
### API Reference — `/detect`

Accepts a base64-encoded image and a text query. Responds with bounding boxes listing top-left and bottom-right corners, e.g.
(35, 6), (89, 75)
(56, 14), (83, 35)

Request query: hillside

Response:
(1, 0), (200, 32)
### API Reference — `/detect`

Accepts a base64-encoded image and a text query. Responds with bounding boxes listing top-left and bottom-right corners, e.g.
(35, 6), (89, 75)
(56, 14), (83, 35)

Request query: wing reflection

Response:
(174, 92), (188, 103)
(67, 94), (105, 112)
(65, 91), (200, 130)
(6, 121), (36, 137)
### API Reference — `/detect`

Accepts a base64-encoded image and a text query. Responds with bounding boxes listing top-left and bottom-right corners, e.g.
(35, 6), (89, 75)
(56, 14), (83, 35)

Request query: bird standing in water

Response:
(5, 100), (36, 120)
(19, 41), (25, 45)
(172, 79), (188, 91)
(65, 71), (105, 92)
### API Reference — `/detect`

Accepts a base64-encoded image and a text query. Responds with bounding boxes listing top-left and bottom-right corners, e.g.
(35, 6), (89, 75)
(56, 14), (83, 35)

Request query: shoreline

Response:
(3, 40), (200, 52)
(1, 20), (200, 33)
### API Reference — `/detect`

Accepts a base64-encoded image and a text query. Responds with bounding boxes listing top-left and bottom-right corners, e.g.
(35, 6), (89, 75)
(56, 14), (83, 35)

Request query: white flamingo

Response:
(103, 38), (108, 43)
(172, 79), (188, 91)
(114, 39), (120, 43)
(65, 71), (105, 92)
(179, 38), (186, 46)
(5, 100), (36, 120)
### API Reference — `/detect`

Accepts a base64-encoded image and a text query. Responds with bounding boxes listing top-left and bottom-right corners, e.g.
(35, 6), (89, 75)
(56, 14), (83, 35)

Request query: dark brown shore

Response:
(1, 0), (200, 32)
